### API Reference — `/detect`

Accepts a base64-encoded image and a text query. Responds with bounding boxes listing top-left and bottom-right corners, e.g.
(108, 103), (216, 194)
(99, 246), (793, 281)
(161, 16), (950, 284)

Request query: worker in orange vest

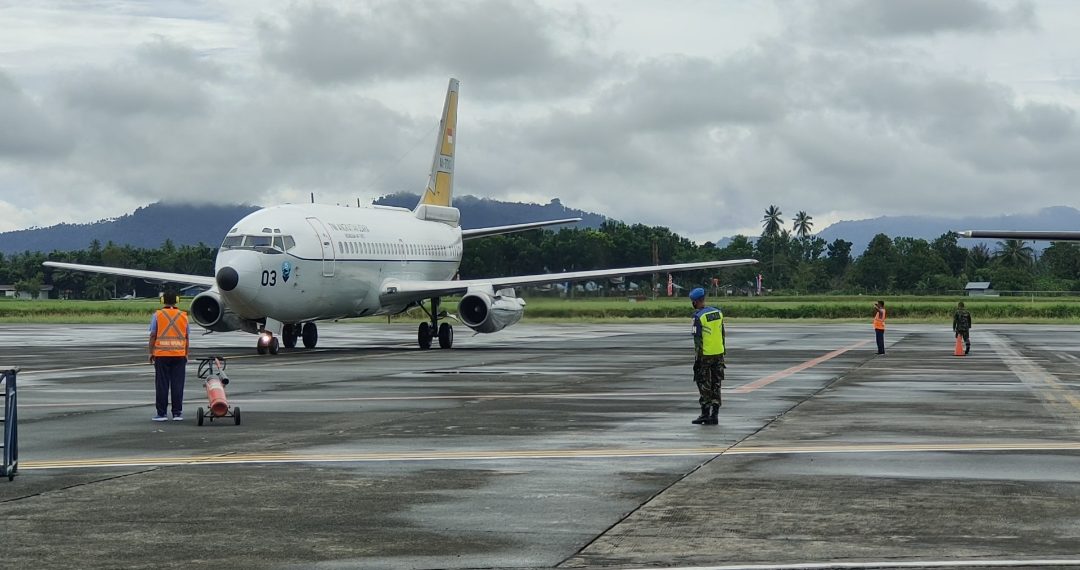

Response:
(149, 291), (190, 421)
(873, 300), (886, 355)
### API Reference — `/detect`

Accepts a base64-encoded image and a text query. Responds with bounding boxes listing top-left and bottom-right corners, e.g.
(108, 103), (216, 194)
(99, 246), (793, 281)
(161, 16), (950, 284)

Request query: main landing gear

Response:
(258, 323), (318, 355)
(417, 297), (453, 350)
(281, 323), (317, 349)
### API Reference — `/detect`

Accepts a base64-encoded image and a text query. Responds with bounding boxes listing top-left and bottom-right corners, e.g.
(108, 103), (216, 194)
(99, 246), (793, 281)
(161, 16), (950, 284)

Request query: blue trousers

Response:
(154, 357), (187, 416)
(875, 329), (885, 354)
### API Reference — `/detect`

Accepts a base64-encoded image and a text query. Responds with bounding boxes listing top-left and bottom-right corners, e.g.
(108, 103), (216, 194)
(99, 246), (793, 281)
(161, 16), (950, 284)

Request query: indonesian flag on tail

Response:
(446, 127), (454, 145)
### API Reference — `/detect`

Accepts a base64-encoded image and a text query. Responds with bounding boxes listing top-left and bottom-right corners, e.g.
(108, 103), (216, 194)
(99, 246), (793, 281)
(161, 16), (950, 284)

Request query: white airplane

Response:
(45, 79), (758, 355)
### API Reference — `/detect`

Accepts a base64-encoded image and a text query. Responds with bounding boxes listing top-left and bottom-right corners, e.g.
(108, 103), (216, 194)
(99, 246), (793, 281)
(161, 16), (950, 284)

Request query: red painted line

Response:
(732, 339), (872, 394)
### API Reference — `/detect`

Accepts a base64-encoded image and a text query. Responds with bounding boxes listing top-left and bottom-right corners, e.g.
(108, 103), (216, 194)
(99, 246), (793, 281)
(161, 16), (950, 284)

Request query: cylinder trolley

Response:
(196, 357), (240, 426)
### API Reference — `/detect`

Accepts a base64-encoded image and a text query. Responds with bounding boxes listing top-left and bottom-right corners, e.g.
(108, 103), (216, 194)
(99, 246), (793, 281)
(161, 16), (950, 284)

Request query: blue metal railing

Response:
(2, 367), (18, 481)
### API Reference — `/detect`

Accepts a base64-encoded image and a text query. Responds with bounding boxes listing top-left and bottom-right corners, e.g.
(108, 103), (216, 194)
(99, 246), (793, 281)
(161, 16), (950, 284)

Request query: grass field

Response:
(513, 295), (1080, 321)
(0, 299), (175, 323)
(3, 295), (1080, 324)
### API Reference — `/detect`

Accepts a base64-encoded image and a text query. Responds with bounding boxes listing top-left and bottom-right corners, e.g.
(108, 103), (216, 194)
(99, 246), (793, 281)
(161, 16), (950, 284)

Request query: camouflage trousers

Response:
(694, 354), (725, 406)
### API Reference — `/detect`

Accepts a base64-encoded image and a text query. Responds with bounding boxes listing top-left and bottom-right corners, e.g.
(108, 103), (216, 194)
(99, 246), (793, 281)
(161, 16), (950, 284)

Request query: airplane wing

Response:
(462, 218), (582, 240)
(43, 261), (216, 287)
(958, 230), (1080, 242)
(381, 258), (758, 302)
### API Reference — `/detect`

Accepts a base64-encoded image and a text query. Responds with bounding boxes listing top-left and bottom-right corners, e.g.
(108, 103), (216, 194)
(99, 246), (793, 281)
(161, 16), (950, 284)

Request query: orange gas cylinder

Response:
(205, 377), (229, 416)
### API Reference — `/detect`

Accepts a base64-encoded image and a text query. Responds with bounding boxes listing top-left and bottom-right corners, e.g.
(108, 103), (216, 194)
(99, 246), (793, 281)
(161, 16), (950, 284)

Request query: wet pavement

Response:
(1, 322), (1080, 569)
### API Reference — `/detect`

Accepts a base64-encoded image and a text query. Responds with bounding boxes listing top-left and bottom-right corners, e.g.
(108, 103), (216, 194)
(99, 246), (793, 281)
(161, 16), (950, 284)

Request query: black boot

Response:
(691, 405), (709, 424)
(705, 404), (719, 425)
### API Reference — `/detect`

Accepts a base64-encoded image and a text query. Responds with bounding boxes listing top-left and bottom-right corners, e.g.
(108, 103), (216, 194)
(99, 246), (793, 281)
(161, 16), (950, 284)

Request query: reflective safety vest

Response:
(153, 307), (189, 357)
(696, 308), (725, 356)
(873, 308), (886, 331)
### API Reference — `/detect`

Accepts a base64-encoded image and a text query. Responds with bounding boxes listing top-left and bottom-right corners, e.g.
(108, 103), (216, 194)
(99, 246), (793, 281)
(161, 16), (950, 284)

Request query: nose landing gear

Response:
(417, 297), (453, 350)
(256, 331), (280, 355)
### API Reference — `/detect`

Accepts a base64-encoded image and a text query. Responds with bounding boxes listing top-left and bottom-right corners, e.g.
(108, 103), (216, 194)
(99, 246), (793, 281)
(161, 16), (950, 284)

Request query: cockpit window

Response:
(246, 235), (273, 248)
(220, 234), (294, 254)
(221, 236), (243, 249)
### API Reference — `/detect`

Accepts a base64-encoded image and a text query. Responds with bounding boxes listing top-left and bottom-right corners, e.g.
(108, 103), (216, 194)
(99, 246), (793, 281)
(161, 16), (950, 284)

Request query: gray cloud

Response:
(452, 32), (1080, 237)
(256, 0), (606, 98)
(58, 45), (214, 119)
(528, 48), (795, 168)
(801, 0), (1037, 39)
(53, 79), (420, 204)
(2, 1), (1079, 240)
(0, 71), (71, 159)
(0, 35), (437, 221)
(134, 36), (224, 80)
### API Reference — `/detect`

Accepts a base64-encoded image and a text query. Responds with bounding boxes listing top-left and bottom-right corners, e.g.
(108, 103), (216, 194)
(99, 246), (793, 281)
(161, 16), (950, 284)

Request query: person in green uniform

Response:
(953, 301), (972, 355)
(690, 287), (725, 425)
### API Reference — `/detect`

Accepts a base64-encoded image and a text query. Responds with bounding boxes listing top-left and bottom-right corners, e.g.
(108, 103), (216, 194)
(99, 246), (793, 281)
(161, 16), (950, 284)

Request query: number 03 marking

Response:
(261, 270), (277, 286)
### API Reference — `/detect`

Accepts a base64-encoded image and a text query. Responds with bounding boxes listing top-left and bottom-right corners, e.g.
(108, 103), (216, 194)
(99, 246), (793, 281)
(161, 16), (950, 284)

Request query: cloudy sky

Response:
(1, 0), (1079, 240)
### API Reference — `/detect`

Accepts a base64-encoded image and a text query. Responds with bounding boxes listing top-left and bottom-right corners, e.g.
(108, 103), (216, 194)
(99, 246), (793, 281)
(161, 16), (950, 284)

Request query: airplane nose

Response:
(216, 266), (239, 291)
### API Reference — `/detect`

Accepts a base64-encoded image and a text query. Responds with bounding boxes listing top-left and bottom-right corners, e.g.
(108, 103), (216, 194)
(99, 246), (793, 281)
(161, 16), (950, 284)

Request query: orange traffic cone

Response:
(954, 335), (965, 356)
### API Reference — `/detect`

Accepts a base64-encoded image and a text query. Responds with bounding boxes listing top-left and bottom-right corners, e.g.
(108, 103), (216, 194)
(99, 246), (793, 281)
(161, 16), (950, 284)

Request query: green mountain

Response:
(0, 196), (606, 254)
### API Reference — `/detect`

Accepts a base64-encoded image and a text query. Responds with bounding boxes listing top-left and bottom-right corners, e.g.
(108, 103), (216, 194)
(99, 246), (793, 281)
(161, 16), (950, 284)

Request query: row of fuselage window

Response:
(336, 240), (461, 259)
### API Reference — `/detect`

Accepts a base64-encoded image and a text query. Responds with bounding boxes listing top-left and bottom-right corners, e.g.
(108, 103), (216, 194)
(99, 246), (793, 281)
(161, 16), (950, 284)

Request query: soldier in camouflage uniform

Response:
(953, 301), (972, 355)
(690, 287), (725, 425)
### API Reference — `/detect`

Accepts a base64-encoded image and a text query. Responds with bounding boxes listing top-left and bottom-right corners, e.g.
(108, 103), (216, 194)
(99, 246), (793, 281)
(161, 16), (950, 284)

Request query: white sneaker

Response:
(172, 414), (183, 421)
(152, 415), (168, 422)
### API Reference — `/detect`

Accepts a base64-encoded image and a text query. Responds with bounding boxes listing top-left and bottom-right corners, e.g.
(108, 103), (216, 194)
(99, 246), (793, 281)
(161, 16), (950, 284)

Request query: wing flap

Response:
(958, 230), (1080, 242)
(43, 262), (216, 287)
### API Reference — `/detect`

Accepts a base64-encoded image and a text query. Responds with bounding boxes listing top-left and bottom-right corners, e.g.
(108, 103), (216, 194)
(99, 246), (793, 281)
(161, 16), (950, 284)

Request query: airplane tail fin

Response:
(417, 78), (459, 209)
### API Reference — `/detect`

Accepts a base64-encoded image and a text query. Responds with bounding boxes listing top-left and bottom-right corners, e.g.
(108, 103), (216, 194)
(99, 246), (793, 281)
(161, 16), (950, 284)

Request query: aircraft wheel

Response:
(302, 322), (318, 348)
(256, 340), (267, 355)
(269, 337), (280, 355)
(233, 406), (241, 426)
(438, 323), (454, 349)
(282, 325), (298, 348)
(418, 322), (432, 350)
(197, 407), (205, 426)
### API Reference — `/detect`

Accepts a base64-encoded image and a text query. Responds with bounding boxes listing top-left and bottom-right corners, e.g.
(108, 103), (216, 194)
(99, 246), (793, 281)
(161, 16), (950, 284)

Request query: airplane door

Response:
(305, 217), (336, 277)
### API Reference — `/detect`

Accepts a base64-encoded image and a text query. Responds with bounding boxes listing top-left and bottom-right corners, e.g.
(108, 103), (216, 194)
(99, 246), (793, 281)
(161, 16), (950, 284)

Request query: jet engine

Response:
(190, 290), (258, 333)
(458, 289), (526, 334)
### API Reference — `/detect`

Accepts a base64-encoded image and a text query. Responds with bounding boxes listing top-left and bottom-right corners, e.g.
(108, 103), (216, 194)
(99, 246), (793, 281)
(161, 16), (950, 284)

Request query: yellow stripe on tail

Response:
(419, 78), (459, 208)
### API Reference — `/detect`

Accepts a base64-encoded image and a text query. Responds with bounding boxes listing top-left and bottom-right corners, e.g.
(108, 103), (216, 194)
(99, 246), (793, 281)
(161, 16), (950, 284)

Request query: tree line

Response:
(1, 239), (214, 299)
(459, 217), (1079, 295)
(0, 212), (1078, 299)
(747, 205), (1079, 294)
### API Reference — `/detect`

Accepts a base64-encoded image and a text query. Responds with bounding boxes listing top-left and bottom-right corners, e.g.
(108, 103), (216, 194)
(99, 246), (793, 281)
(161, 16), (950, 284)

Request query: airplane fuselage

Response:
(215, 203), (462, 324)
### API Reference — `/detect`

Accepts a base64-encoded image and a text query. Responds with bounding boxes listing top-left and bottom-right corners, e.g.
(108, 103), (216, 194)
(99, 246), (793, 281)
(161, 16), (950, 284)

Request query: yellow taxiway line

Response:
(20, 440), (1080, 471)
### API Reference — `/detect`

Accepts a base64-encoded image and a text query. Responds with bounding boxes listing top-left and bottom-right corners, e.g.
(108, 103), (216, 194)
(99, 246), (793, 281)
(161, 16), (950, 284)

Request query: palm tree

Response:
(793, 211), (814, 239)
(761, 205), (783, 237)
(993, 239), (1034, 269)
(967, 243), (991, 269)
(84, 275), (113, 300)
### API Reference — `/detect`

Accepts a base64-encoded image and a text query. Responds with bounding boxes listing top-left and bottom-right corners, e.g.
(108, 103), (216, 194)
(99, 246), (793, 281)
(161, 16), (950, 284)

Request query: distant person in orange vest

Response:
(873, 300), (886, 355)
(953, 301), (972, 355)
(149, 291), (190, 421)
